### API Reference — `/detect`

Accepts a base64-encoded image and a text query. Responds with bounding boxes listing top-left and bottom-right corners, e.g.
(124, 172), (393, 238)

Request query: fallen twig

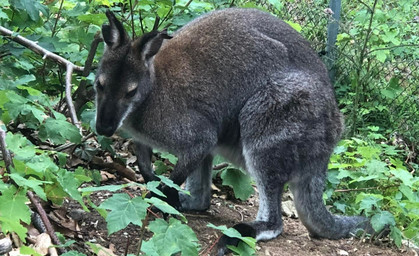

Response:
(91, 156), (137, 181)
(27, 191), (66, 254)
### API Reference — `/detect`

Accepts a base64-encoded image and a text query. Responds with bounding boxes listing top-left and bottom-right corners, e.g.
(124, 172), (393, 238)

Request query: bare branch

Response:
(27, 191), (66, 254)
(0, 25), (84, 74)
(0, 129), (14, 174)
(74, 33), (102, 113)
(65, 63), (81, 129)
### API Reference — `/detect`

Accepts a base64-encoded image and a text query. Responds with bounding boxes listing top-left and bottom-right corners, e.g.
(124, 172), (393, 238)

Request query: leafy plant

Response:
(326, 131), (419, 247)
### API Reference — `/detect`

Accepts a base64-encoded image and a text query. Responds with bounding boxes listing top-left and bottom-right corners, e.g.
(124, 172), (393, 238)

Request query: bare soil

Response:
(63, 180), (415, 256)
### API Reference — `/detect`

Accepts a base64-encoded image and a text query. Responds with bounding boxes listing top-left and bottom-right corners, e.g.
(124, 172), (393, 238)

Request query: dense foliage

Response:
(0, 0), (417, 255)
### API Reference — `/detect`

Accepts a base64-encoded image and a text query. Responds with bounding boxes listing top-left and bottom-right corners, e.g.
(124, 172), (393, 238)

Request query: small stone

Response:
(337, 249), (349, 256)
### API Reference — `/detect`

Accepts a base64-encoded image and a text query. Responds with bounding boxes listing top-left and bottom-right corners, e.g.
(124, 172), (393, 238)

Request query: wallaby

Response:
(95, 8), (371, 254)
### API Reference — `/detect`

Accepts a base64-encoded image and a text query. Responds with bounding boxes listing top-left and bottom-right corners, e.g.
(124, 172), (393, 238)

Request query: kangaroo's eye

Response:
(126, 88), (137, 99)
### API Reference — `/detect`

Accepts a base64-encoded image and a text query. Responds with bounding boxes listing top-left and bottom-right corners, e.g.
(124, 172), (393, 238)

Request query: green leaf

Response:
(285, 21), (302, 32)
(390, 169), (414, 187)
(390, 226), (402, 248)
(228, 241), (257, 256)
(57, 169), (85, 208)
(0, 186), (31, 240)
(159, 151), (178, 165)
(38, 117), (82, 144)
(99, 193), (149, 234)
(146, 181), (165, 198)
(8, 172), (51, 201)
(371, 211), (395, 232)
(145, 197), (185, 221)
(141, 218), (199, 256)
(80, 184), (127, 193)
(5, 132), (36, 160)
(157, 175), (188, 194)
(207, 223), (256, 248)
(61, 251), (87, 256)
(19, 246), (42, 256)
(356, 193), (383, 215)
(220, 168), (254, 200)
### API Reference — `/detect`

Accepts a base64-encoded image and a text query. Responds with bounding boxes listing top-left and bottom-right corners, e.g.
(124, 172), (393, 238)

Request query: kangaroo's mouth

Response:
(96, 122), (117, 137)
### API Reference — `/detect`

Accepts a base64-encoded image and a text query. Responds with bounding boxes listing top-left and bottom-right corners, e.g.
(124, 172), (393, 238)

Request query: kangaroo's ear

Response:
(133, 29), (172, 62)
(102, 11), (128, 49)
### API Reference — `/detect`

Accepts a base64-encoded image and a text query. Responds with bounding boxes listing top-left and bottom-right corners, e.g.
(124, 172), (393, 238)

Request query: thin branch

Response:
(0, 25), (84, 74)
(139, 10), (145, 34)
(128, 0), (136, 38)
(65, 63), (81, 129)
(164, 0), (194, 29)
(74, 32), (102, 113)
(0, 129), (14, 174)
(51, 0), (65, 38)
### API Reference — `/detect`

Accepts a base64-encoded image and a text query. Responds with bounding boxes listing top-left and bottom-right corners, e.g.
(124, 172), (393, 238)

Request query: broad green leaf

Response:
(390, 226), (402, 248)
(8, 172), (51, 201)
(157, 175), (188, 194)
(0, 186), (31, 240)
(390, 169), (414, 187)
(5, 132), (36, 160)
(207, 223), (256, 248)
(371, 211), (396, 232)
(80, 184), (127, 193)
(228, 241), (257, 256)
(57, 169), (85, 208)
(146, 181), (166, 197)
(38, 118), (82, 144)
(99, 193), (149, 234)
(220, 168), (254, 200)
(145, 197), (185, 221)
(141, 218), (199, 256)
(19, 246), (42, 256)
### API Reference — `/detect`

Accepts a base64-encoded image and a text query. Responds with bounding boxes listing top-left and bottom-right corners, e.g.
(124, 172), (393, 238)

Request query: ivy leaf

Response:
(220, 168), (254, 200)
(371, 211), (396, 232)
(141, 218), (199, 256)
(0, 186), (31, 240)
(99, 193), (149, 234)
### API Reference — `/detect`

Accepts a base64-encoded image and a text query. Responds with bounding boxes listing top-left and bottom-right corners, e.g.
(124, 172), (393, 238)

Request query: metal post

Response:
(326, 0), (341, 83)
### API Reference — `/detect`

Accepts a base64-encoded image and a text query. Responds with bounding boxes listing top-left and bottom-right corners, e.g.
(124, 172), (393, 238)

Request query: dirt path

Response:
(68, 187), (413, 256)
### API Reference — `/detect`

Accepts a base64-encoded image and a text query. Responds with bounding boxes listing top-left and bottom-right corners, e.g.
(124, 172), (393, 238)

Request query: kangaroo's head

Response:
(95, 11), (171, 136)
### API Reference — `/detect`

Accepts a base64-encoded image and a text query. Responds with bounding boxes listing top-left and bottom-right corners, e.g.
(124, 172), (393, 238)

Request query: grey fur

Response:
(95, 8), (371, 252)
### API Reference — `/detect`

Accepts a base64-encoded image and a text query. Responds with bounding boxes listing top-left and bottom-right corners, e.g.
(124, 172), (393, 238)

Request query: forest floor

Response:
(60, 176), (416, 256)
